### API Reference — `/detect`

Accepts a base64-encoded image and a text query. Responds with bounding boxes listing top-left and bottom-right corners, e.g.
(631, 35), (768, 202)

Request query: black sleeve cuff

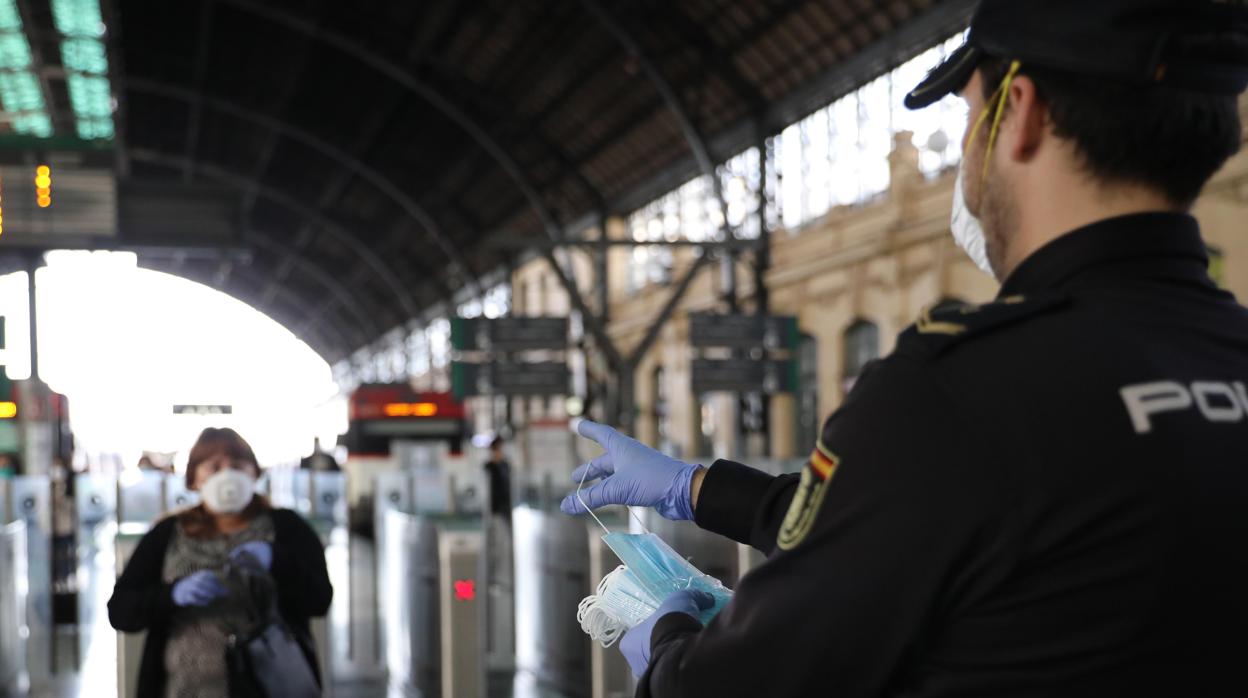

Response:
(650, 611), (703, 652)
(693, 460), (777, 546)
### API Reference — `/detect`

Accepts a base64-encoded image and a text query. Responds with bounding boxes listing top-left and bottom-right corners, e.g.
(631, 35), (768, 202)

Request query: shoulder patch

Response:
(777, 441), (839, 551)
(900, 293), (1070, 358)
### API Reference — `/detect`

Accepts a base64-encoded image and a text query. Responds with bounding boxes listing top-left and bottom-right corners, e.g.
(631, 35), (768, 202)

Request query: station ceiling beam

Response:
(125, 78), (476, 302)
(182, 0), (214, 183)
(247, 234), (381, 343)
(125, 147), (422, 327)
(213, 0), (624, 370)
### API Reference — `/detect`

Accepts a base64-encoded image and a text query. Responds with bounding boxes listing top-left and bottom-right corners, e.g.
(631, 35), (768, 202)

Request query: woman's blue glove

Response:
(229, 541), (273, 571)
(560, 419), (703, 521)
(171, 570), (226, 607)
(620, 590), (715, 678)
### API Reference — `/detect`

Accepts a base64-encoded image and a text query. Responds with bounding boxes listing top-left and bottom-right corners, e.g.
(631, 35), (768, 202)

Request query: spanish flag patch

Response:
(809, 441), (838, 481)
(777, 442), (840, 550)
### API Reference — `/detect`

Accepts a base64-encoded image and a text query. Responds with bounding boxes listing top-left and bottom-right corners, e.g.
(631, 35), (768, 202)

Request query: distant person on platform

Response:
(299, 437), (340, 472)
(137, 454), (172, 475)
(483, 436), (513, 520)
(108, 427), (332, 698)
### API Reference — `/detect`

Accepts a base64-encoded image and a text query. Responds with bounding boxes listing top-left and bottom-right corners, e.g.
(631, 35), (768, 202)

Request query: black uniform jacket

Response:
(107, 507), (334, 698)
(642, 213), (1248, 697)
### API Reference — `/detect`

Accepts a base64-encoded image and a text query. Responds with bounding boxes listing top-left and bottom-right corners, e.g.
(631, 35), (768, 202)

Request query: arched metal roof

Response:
(118, 0), (974, 362)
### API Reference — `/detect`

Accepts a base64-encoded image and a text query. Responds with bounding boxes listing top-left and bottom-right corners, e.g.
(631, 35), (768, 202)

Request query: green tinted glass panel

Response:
(0, 0), (20, 32)
(52, 0), (113, 140)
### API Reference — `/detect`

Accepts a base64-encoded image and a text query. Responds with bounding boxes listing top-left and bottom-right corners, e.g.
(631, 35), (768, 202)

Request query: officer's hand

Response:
(229, 540), (273, 571)
(559, 419), (703, 521)
(171, 570), (226, 608)
(620, 590), (715, 678)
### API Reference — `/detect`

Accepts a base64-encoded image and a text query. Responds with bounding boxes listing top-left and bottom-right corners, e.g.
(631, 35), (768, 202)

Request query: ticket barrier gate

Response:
(1, 476), (52, 684)
(267, 469), (348, 539)
(74, 473), (118, 545)
(514, 504), (592, 697)
(0, 521), (29, 696)
(378, 509), (484, 698)
(583, 506), (760, 698)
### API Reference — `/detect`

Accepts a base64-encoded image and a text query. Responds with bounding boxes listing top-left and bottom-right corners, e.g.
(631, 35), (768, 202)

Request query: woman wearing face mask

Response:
(108, 427), (333, 698)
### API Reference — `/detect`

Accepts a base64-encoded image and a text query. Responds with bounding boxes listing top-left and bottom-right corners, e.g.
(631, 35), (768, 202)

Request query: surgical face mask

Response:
(952, 59), (1023, 281)
(603, 532), (732, 621)
(199, 468), (255, 514)
(577, 531), (733, 647)
(574, 468), (733, 647)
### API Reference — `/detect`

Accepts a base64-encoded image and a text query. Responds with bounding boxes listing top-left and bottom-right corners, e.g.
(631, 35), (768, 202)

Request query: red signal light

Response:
(453, 579), (475, 602)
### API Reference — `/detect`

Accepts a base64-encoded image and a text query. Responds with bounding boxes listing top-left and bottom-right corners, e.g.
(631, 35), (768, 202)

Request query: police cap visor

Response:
(904, 0), (1248, 110)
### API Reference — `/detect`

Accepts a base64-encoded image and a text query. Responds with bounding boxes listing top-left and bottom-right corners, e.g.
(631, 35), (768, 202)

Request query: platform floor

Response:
(26, 527), (573, 698)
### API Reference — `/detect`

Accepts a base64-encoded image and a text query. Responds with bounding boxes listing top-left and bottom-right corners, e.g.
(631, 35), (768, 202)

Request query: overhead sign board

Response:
(688, 313), (799, 350)
(452, 361), (569, 398)
(691, 358), (796, 394)
(0, 163), (117, 246)
(451, 317), (568, 352)
(172, 404), (233, 416)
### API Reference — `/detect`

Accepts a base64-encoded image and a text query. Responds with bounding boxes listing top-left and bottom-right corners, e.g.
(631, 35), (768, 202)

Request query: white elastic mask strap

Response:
(578, 463), (609, 535)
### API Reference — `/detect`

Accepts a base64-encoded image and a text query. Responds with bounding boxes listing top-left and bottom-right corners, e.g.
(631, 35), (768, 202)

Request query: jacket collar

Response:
(998, 212), (1209, 297)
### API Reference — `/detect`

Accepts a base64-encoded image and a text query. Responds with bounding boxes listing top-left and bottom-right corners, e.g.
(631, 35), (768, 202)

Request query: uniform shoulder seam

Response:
(898, 293), (1071, 359)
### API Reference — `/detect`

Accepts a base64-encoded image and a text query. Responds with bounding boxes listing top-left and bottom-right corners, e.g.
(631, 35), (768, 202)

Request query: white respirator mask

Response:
(199, 468), (256, 514)
(951, 169), (995, 278)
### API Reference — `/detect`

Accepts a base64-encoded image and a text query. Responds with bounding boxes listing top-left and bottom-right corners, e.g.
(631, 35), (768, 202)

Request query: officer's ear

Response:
(1003, 73), (1047, 164)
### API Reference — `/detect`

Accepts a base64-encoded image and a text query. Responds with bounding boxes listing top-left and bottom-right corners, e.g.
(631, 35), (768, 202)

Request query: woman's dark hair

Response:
(490, 436), (505, 451)
(979, 34), (1244, 208)
(185, 427), (259, 488)
(176, 427), (270, 537)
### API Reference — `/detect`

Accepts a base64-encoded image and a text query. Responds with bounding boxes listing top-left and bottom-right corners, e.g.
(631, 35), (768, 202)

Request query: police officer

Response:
(560, 1), (1248, 695)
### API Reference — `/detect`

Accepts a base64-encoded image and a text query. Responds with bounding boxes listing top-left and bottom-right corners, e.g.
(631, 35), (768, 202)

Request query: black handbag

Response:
(221, 555), (322, 698)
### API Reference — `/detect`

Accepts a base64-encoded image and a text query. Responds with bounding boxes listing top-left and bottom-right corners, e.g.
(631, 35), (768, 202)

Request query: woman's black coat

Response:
(107, 508), (333, 698)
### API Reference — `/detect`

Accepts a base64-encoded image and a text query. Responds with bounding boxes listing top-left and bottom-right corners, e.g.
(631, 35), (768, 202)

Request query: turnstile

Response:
(117, 471), (166, 527)
(163, 476), (198, 512)
(514, 505), (591, 696)
(438, 527), (484, 698)
(379, 510), (485, 698)
(0, 521), (29, 696)
(3, 476), (52, 683)
(74, 472), (118, 540)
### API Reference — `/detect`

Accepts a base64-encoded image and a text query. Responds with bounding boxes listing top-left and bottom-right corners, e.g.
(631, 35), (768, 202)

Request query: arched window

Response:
(842, 320), (879, 395)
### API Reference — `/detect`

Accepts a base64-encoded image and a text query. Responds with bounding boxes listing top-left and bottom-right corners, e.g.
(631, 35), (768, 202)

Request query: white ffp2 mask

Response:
(200, 468), (255, 514)
(951, 167), (995, 279)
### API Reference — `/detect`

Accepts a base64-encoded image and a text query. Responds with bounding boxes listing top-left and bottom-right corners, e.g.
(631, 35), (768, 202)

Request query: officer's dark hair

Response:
(980, 33), (1246, 208)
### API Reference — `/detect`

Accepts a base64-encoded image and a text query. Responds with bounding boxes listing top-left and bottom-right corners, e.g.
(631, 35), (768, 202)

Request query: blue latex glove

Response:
(620, 590), (715, 678)
(229, 541), (273, 571)
(560, 419), (703, 521)
(171, 570), (226, 607)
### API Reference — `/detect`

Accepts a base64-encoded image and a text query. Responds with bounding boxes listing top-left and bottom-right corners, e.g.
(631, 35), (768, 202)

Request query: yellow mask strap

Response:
(966, 60), (1023, 186)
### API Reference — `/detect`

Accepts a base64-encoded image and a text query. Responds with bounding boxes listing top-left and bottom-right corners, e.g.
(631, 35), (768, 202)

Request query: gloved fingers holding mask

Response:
(620, 590), (715, 677)
(560, 419), (704, 521)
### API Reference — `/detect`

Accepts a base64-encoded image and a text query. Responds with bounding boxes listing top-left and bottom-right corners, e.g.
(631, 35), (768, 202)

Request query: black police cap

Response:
(905, 0), (1248, 110)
